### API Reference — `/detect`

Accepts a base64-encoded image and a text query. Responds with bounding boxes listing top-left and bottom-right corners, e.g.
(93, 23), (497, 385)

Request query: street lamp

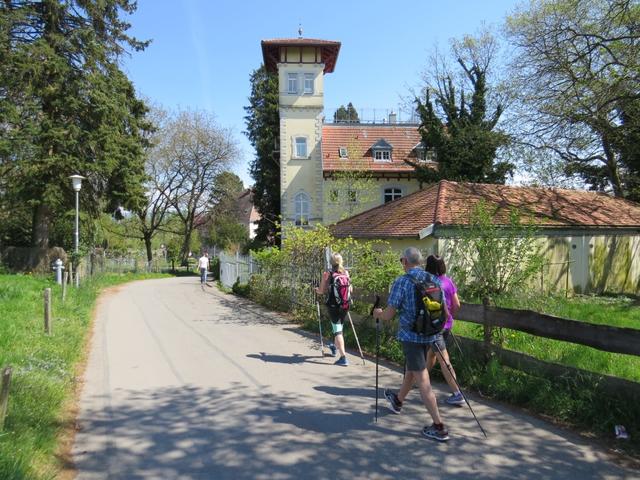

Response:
(69, 175), (85, 254)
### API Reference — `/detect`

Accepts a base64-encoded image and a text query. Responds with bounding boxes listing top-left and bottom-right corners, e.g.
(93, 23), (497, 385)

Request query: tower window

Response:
(384, 187), (402, 203)
(338, 147), (348, 158)
(303, 74), (314, 94)
(287, 73), (298, 94)
(294, 192), (310, 226)
(294, 137), (307, 158)
(329, 190), (339, 202)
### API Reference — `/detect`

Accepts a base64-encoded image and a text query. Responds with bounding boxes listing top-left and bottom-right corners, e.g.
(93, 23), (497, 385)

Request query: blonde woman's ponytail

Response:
(331, 253), (345, 273)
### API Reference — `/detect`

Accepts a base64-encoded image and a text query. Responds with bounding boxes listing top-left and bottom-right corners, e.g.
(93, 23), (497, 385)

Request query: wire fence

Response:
(69, 251), (169, 286)
(216, 248), (329, 311)
(219, 251), (260, 289)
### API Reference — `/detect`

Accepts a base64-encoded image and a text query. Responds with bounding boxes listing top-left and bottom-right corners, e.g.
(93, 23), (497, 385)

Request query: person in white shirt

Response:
(198, 253), (209, 285)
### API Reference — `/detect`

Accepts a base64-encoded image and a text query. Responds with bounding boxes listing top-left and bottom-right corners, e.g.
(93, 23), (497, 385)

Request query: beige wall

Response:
(341, 232), (640, 295)
(277, 63), (324, 108)
(323, 177), (422, 224)
(434, 233), (640, 295)
(278, 63), (325, 228)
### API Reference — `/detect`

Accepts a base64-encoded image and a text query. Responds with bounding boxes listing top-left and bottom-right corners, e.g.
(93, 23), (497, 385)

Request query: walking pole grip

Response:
(370, 295), (381, 316)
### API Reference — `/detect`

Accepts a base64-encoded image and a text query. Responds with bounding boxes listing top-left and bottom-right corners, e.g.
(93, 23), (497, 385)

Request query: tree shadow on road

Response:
(73, 385), (634, 480)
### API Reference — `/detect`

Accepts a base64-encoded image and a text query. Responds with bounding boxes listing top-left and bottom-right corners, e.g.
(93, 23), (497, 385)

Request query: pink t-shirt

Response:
(438, 275), (457, 330)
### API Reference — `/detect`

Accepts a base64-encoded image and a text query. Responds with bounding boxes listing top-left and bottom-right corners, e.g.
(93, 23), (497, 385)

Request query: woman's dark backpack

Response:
(406, 274), (447, 336)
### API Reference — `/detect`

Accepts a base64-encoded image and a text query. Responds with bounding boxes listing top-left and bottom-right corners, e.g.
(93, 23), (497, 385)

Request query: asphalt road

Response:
(72, 276), (638, 479)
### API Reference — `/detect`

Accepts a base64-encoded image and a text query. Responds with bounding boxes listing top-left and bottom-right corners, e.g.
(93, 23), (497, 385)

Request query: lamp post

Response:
(69, 175), (85, 254)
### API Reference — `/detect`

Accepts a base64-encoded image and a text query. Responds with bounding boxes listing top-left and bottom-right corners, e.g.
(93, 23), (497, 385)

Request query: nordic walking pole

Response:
(316, 300), (325, 356)
(346, 311), (365, 366)
(433, 341), (487, 438)
(371, 295), (381, 422)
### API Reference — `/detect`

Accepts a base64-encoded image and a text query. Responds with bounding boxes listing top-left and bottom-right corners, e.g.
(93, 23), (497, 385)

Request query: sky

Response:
(122, 0), (521, 187)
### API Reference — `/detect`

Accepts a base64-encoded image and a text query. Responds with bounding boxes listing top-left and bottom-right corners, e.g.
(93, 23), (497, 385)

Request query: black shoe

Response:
(422, 423), (449, 442)
(384, 388), (402, 414)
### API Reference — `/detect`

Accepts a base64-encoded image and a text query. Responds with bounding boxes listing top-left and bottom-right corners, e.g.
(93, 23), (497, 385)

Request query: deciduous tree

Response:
(506, 0), (640, 198)
(160, 110), (238, 262)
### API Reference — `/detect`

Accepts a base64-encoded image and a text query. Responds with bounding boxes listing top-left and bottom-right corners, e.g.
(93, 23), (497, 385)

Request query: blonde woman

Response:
(315, 253), (351, 366)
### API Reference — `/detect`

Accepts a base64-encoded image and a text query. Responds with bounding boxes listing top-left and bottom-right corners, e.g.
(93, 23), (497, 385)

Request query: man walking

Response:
(373, 247), (449, 442)
(198, 252), (209, 286)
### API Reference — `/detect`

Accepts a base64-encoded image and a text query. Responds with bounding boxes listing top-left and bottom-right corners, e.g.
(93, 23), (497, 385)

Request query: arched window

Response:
(384, 187), (403, 203)
(294, 192), (310, 225)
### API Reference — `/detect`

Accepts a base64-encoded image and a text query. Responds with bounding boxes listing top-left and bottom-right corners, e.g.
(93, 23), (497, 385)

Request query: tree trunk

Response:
(144, 234), (153, 263)
(603, 137), (624, 197)
(180, 228), (192, 265)
(31, 203), (51, 249)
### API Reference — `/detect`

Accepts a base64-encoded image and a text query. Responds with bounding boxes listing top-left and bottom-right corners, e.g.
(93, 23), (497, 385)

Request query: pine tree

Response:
(0, 0), (149, 248)
(333, 102), (360, 123)
(244, 65), (280, 245)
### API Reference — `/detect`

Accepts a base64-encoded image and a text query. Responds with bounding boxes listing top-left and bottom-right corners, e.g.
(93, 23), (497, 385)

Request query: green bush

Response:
(232, 279), (250, 297)
(210, 257), (220, 280)
(247, 225), (402, 316)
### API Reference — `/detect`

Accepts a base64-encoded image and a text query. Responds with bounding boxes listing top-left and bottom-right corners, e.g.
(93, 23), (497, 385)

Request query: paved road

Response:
(72, 277), (637, 479)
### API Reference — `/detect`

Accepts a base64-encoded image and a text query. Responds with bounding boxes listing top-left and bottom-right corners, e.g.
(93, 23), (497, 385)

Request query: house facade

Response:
(261, 37), (428, 227)
(331, 180), (640, 295)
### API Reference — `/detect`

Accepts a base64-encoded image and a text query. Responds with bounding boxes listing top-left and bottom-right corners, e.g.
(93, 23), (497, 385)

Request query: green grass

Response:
(454, 294), (640, 382)
(0, 272), (169, 480)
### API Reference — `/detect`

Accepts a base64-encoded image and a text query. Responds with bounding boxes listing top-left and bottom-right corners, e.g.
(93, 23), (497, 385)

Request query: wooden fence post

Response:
(62, 271), (68, 302)
(44, 288), (52, 335)
(482, 296), (492, 361)
(0, 366), (12, 431)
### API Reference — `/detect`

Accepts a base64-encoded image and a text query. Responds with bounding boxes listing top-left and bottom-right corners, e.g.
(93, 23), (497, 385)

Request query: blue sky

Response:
(122, 0), (520, 186)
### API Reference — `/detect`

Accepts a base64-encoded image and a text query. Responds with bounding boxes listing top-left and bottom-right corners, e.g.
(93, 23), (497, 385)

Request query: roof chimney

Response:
(388, 111), (397, 124)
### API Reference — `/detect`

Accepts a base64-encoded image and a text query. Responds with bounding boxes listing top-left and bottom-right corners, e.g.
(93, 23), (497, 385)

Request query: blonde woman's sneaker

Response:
(384, 388), (402, 414)
(446, 392), (465, 406)
(334, 356), (349, 366)
(422, 423), (449, 442)
(328, 344), (337, 357)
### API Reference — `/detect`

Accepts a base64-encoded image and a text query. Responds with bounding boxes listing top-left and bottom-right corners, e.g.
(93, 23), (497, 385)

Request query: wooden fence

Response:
(347, 293), (640, 396)
(457, 302), (640, 357)
(452, 301), (640, 396)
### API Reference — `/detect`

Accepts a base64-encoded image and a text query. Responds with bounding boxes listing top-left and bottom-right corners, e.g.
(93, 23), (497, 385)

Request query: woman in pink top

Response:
(425, 255), (464, 406)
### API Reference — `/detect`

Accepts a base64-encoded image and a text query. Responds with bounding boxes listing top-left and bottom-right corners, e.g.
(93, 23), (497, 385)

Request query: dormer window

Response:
(371, 138), (392, 162)
(414, 141), (436, 161)
(374, 150), (391, 161)
(338, 147), (348, 158)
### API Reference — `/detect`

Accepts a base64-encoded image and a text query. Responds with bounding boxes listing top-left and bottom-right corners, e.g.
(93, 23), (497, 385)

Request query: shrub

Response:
(449, 200), (544, 300)
(210, 257), (220, 280)
(232, 279), (250, 297)
(247, 225), (402, 316)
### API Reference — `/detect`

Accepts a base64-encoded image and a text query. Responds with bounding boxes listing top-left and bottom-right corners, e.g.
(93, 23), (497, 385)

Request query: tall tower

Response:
(261, 37), (340, 228)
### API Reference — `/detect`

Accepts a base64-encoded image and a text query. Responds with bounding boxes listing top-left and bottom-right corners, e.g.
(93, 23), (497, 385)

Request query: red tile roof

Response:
(322, 124), (430, 175)
(331, 180), (640, 238)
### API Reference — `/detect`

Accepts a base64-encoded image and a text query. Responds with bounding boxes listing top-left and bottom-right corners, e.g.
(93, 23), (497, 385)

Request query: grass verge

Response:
(0, 272), (169, 480)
